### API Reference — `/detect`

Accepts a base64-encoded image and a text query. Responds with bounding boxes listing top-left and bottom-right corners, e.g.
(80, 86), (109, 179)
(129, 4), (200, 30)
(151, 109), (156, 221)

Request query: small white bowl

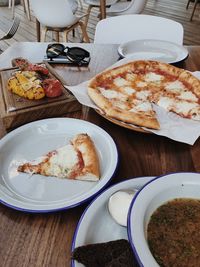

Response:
(127, 172), (200, 267)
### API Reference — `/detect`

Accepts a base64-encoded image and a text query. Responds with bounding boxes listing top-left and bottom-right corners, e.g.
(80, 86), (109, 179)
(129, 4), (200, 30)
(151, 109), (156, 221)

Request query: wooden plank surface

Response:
(0, 43), (200, 267)
(0, 66), (71, 112)
(0, 42), (119, 80)
(0, 43), (119, 130)
(0, 0), (200, 52)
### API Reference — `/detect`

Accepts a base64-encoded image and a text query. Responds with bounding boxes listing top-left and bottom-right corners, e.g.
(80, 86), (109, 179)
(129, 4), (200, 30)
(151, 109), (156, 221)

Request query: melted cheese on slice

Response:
(158, 96), (199, 118)
(157, 96), (174, 110)
(48, 144), (78, 177)
(31, 156), (46, 165)
(136, 90), (150, 101)
(112, 100), (128, 110)
(137, 81), (148, 88)
(175, 101), (199, 116)
(144, 72), (164, 83)
(126, 73), (137, 81)
(178, 91), (198, 102)
(99, 88), (127, 100)
(165, 80), (185, 93)
(123, 87), (136, 95)
(114, 77), (130, 87)
(130, 102), (152, 113)
(190, 109), (200, 120)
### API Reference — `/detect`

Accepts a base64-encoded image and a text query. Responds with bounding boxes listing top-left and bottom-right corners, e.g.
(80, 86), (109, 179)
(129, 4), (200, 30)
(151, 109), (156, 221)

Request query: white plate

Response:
(71, 176), (154, 267)
(118, 39), (188, 63)
(0, 118), (118, 212)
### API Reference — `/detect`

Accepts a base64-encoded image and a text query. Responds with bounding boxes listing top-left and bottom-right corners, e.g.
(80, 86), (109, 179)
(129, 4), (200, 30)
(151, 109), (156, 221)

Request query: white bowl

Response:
(127, 172), (200, 267)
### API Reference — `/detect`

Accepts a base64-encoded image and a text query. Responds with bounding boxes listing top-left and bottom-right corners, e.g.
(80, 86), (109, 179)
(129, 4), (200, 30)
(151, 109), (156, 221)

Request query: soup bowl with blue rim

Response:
(128, 172), (200, 267)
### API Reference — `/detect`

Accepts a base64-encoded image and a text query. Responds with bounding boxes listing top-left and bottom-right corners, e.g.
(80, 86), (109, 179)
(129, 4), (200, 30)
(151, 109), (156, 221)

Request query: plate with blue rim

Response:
(71, 176), (155, 267)
(0, 118), (118, 212)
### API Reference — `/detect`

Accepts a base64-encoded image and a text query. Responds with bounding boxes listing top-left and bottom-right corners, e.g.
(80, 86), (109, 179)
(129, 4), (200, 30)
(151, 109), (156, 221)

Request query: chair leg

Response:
(11, 0), (15, 19)
(55, 31), (60, 42)
(78, 21), (90, 43)
(186, 0), (191, 9)
(23, 0), (31, 21)
(62, 30), (69, 42)
(41, 27), (47, 42)
(85, 5), (92, 28)
(190, 0), (199, 21)
(22, 0), (26, 12)
(8, 0), (12, 8)
(36, 19), (41, 41)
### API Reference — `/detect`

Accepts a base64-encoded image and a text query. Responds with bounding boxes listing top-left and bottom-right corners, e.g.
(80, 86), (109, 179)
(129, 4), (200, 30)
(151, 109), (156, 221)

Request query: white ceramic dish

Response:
(0, 118), (118, 212)
(118, 39), (188, 63)
(71, 176), (154, 267)
(128, 172), (200, 267)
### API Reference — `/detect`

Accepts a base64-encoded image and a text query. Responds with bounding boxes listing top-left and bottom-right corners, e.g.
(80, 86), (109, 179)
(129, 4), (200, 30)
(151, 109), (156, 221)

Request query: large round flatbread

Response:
(88, 60), (200, 130)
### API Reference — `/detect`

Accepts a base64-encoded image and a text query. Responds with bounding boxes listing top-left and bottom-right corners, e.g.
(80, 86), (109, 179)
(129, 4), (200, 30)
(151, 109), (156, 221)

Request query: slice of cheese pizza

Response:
(18, 134), (100, 182)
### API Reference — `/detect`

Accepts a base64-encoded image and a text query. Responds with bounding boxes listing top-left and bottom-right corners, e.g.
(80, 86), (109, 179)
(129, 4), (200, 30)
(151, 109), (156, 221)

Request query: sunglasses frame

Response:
(46, 43), (90, 66)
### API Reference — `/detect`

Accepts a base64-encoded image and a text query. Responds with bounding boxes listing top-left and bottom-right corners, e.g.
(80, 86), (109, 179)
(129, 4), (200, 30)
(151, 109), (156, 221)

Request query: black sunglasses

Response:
(46, 43), (90, 66)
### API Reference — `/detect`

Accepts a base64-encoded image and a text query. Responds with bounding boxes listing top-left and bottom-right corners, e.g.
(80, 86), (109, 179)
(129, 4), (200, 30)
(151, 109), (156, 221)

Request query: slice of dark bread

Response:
(104, 248), (135, 267)
(72, 239), (136, 267)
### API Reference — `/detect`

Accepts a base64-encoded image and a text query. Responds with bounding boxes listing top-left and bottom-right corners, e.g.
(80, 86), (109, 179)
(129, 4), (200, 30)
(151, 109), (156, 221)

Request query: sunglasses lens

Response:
(46, 44), (65, 58)
(67, 47), (90, 62)
(46, 44), (90, 65)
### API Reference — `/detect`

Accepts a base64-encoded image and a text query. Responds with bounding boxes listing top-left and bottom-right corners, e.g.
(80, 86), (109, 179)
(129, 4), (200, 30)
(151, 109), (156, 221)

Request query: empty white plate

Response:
(0, 118), (118, 212)
(118, 39), (188, 63)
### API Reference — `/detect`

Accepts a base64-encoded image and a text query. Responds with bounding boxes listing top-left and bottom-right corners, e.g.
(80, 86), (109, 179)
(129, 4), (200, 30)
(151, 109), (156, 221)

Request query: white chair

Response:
(9, 0), (78, 20)
(186, 0), (200, 21)
(106, 0), (148, 16)
(30, 0), (90, 42)
(83, 0), (118, 25)
(68, 0), (79, 13)
(78, 0), (83, 9)
(0, 16), (20, 41)
(94, 14), (184, 45)
(9, 0), (31, 20)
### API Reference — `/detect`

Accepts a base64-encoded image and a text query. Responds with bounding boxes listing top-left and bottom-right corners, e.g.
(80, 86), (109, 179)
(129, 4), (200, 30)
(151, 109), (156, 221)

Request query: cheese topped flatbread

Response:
(18, 134), (100, 182)
(88, 60), (200, 129)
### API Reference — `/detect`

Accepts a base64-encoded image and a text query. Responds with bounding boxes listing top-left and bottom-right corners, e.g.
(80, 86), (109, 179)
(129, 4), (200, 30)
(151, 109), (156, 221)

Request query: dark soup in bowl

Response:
(147, 198), (200, 267)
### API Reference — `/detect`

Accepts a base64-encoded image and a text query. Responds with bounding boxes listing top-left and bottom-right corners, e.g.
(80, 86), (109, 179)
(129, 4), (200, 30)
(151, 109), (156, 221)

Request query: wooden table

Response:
(0, 43), (200, 267)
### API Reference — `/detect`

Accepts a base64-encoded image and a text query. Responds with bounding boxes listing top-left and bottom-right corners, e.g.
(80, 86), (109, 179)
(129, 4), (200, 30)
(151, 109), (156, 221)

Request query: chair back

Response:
(30, 0), (77, 28)
(114, 0), (148, 14)
(0, 16), (20, 41)
(94, 14), (184, 44)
